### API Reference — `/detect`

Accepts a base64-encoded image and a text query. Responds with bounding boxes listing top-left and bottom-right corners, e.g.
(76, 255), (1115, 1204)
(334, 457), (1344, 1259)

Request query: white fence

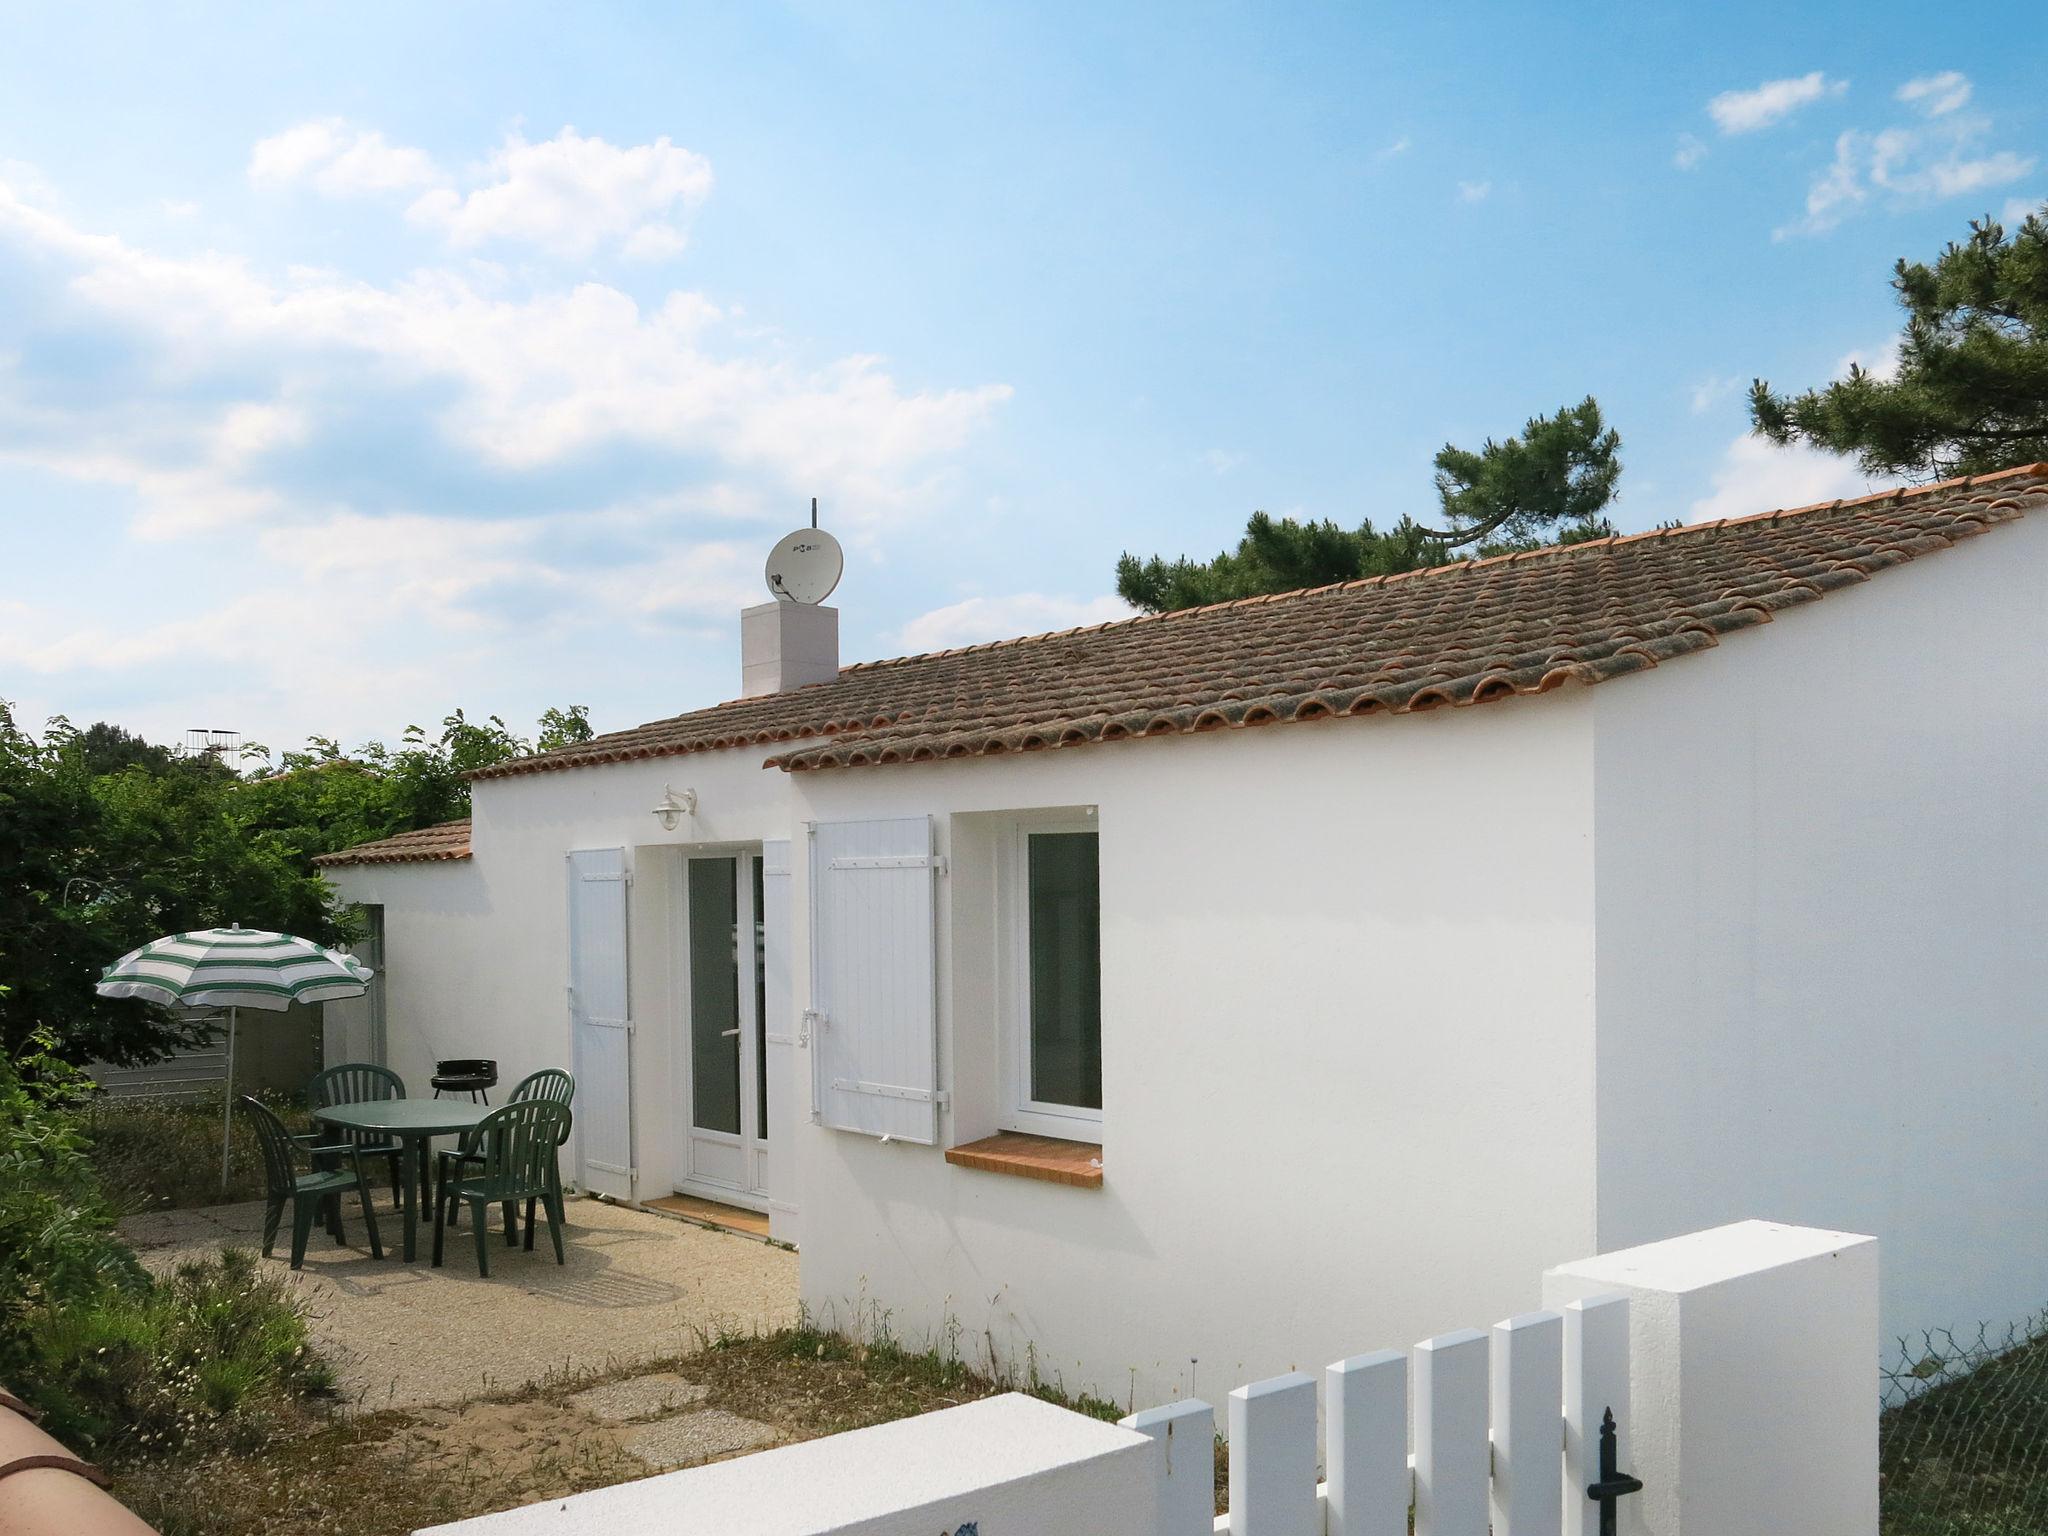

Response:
(422, 1219), (1879, 1536)
(1121, 1293), (1631, 1536)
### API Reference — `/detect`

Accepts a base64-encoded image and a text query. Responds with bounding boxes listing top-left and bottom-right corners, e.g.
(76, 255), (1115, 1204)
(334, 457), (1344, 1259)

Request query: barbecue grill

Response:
(431, 1057), (497, 1102)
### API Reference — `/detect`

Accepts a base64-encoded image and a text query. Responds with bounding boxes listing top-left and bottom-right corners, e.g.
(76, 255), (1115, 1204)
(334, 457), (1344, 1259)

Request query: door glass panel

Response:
(1027, 831), (1102, 1110)
(688, 858), (741, 1135)
(752, 856), (769, 1142)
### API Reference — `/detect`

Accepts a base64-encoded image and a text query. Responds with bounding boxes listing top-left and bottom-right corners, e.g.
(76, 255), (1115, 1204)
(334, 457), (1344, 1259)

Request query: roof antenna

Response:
(811, 496), (819, 529)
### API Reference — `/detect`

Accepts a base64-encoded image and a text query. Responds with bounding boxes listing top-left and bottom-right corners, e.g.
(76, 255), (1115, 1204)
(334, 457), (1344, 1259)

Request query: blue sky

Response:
(1, 1), (2041, 754)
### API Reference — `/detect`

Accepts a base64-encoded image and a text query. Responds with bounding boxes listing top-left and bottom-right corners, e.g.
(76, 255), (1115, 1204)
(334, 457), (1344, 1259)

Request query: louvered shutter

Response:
(808, 817), (939, 1143)
(759, 839), (798, 1224)
(567, 847), (635, 1199)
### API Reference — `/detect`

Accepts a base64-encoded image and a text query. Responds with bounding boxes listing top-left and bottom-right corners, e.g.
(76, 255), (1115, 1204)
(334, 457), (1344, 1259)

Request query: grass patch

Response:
(108, 1317), (1167, 1536)
(31, 1246), (332, 1462)
(84, 1089), (312, 1211)
(695, 1318), (1128, 1435)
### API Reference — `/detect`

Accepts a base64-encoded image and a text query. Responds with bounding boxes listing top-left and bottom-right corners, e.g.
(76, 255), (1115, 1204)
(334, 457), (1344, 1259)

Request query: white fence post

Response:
(1491, 1311), (1564, 1536)
(1413, 1329), (1489, 1536)
(1119, 1398), (1217, 1536)
(1227, 1372), (1318, 1536)
(1326, 1350), (1407, 1536)
(1561, 1294), (1630, 1536)
(1546, 1220), (1879, 1536)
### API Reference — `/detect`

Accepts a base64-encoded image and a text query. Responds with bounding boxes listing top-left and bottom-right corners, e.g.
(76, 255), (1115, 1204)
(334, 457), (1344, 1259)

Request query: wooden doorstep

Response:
(945, 1132), (1104, 1188)
(646, 1192), (773, 1237)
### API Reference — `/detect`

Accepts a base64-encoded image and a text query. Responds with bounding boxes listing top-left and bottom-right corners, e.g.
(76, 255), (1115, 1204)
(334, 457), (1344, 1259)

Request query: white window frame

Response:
(998, 808), (1104, 1139)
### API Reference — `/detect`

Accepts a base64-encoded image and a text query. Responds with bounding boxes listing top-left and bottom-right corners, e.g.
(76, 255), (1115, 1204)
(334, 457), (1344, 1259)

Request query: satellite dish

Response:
(764, 527), (844, 605)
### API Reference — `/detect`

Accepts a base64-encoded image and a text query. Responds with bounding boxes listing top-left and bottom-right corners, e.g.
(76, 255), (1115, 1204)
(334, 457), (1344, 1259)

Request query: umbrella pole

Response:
(220, 1006), (237, 1194)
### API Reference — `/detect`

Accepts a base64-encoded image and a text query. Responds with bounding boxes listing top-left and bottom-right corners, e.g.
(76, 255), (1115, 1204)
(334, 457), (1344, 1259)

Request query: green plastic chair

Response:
(444, 1069), (574, 1240)
(242, 1096), (384, 1269)
(306, 1062), (407, 1206)
(432, 1099), (570, 1276)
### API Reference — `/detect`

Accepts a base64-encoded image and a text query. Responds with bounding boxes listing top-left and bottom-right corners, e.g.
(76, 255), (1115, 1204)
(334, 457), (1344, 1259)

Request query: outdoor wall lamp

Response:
(651, 785), (697, 831)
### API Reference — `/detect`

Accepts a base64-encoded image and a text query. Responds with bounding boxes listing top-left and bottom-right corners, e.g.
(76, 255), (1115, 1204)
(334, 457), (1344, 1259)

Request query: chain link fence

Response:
(1882, 1318), (2048, 1534)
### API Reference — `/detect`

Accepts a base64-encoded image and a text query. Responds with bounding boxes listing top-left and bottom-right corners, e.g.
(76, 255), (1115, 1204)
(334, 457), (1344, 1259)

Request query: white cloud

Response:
(1778, 113), (2035, 238)
(157, 198), (199, 219)
(1896, 71), (1972, 118)
(893, 593), (1133, 654)
(0, 145), (1014, 745)
(1785, 131), (1868, 235)
(1375, 135), (1411, 162)
(1833, 337), (1902, 382)
(0, 170), (1009, 532)
(1688, 433), (1874, 524)
(1198, 448), (1243, 476)
(1708, 72), (1846, 135)
(1456, 179), (1491, 203)
(2004, 194), (2044, 226)
(1674, 133), (1709, 171)
(1689, 374), (1744, 414)
(249, 118), (438, 195)
(407, 127), (712, 259)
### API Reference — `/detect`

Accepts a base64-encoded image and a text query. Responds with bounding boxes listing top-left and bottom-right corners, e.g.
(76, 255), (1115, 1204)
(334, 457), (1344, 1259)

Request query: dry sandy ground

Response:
(120, 1194), (799, 1411)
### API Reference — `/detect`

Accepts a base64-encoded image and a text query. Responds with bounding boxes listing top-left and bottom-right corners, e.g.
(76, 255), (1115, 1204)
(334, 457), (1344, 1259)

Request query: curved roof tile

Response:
(457, 465), (2047, 781)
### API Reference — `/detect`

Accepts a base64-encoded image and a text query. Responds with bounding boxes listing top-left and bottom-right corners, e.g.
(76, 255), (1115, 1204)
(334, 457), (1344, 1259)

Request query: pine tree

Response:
(1750, 205), (2048, 479)
(1115, 397), (1622, 613)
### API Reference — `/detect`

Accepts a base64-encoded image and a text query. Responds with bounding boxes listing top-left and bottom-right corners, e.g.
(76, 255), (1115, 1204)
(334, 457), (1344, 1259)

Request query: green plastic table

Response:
(312, 1097), (493, 1263)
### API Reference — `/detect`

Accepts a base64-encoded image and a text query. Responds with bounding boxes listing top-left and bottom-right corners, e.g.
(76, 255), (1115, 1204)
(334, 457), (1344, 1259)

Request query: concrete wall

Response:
(416, 1393), (1157, 1536)
(1591, 511), (2048, 1344)
(790, 701), (1601, 1409)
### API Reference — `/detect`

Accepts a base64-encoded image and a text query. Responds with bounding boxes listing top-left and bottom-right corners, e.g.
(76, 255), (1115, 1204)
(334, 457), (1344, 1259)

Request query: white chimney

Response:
(741, 600), (839, 697)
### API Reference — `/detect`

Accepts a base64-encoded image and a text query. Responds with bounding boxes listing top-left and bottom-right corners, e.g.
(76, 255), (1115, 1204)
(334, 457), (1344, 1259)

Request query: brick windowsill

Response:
(945, 1132), (1103, 1188)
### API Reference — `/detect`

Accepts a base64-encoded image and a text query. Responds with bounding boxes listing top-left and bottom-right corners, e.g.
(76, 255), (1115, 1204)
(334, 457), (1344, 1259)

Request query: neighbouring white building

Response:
(320, 464), (2048, 1405)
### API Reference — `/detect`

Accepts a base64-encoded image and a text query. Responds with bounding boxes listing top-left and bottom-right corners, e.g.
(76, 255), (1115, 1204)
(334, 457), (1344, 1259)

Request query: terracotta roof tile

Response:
(464, 464), (2048, 781)
(314, 818), (472, 867)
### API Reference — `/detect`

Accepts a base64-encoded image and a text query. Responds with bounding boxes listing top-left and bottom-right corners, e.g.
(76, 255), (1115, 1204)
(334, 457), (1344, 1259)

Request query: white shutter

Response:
(568, 847), (635, 1199)
(809, 816), (939, 1143)
(759, 839), (798, 1223)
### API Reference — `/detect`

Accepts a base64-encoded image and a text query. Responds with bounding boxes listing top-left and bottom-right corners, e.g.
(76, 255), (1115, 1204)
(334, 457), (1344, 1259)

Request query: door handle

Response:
(719, 1028), (740, 1038)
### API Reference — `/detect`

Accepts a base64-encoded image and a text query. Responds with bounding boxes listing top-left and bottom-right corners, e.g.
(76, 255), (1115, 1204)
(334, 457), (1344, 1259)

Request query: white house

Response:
(320, 463), (2048, 1405)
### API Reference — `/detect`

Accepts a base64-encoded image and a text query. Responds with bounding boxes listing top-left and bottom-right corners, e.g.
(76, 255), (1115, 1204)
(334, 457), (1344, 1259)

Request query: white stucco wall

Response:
(322, 743), (804, 1226)
(790, 702), (1601, 1409)
(1591, 511), (2048, 1345)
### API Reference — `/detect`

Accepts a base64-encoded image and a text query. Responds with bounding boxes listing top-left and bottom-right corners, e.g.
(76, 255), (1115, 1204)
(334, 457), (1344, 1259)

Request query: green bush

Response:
(0, 1031), (144, 1373)
(1, 1032), (329, 1464)
(28, 1248), (332, 1458)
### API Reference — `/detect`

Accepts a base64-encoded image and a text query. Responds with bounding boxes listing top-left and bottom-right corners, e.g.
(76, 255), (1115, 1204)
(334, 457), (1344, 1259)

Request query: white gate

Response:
(568, 846), (635, 1200)
(1123, 1294), (1633, 1536)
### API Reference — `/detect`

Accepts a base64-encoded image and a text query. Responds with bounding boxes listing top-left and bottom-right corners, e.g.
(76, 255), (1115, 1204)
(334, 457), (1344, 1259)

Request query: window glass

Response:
(1026, 831), (1102, 1111)
(688, 857), (742, 1135)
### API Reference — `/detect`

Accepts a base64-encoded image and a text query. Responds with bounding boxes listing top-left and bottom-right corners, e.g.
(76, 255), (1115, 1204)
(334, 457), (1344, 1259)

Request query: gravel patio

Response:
(120, 1195), (799, 1411)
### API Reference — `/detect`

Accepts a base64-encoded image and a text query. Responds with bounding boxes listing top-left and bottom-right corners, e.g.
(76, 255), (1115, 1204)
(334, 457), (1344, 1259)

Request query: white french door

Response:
(676, 851), (770, 1207)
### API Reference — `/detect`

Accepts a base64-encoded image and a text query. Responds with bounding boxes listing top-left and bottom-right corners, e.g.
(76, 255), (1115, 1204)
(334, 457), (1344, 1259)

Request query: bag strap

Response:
(0, 1390), (39, 1421)
(0, 1452), (113, 1489)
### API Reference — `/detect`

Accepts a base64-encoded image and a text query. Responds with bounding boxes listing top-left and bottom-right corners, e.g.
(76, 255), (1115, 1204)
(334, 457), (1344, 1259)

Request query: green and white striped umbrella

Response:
(99, 925), (373, 1009)
(99, 926), (374, 1191)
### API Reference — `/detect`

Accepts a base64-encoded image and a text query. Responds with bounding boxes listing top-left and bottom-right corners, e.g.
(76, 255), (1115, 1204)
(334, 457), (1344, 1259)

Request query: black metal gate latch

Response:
(1587, 1407), (1644, 1536)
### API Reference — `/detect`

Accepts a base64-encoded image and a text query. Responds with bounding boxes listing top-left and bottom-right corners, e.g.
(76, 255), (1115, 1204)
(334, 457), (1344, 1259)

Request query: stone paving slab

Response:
(120, 1195), (798, 1411)
(622, 1409), (782, 1469)
(566, 1372), (710, 1423)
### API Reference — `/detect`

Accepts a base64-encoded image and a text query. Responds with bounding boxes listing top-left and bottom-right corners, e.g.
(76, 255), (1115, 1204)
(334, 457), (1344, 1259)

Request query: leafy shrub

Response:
(28, 1248), (331, 1459)
(1, 1031), (329, 1463)
(0, 1030), (144, 1373)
